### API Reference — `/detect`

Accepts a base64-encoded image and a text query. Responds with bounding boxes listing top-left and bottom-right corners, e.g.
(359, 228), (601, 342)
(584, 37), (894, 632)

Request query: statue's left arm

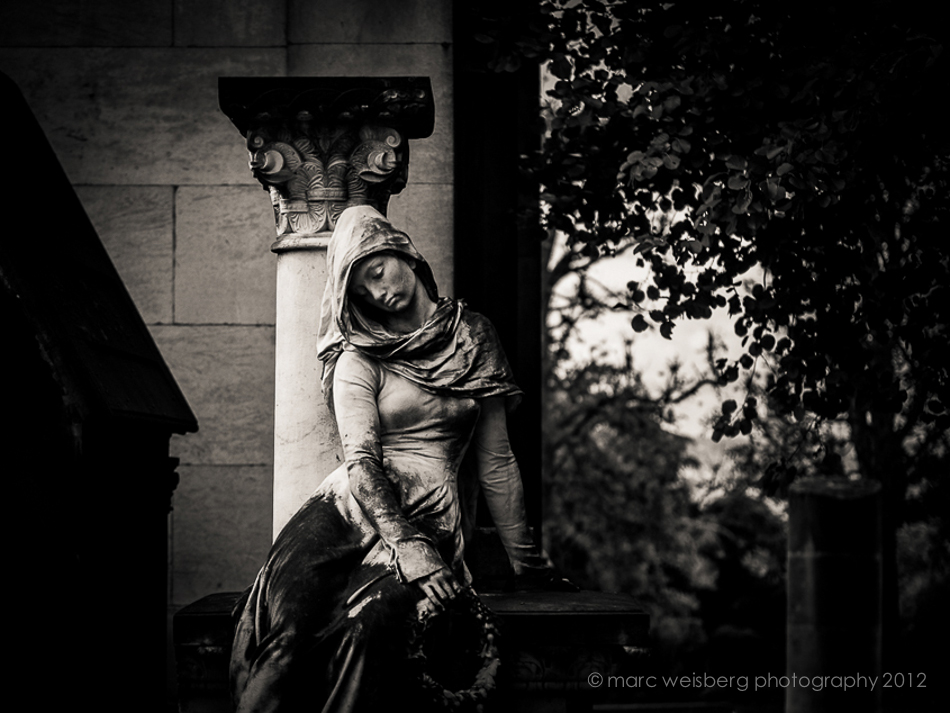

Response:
(471, 397), (554, 577)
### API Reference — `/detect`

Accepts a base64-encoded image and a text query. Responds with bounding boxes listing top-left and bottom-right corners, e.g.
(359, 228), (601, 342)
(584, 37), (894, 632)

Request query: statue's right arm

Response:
(333, 351), (450, 587)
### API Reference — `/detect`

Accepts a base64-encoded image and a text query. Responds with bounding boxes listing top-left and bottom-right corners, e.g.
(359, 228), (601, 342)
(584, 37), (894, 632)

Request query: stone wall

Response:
(0, 0), (454, 705)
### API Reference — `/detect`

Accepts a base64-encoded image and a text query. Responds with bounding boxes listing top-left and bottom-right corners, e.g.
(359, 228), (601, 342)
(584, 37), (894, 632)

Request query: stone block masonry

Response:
(0, 1), (456, 705)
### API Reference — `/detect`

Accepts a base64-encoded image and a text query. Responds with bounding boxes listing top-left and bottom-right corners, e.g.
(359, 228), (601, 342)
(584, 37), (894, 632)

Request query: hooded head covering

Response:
(317, 205), (522, 411)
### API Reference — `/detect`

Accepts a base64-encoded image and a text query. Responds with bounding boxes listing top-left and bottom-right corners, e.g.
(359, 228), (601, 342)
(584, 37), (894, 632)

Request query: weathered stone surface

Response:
(171, 464), (272, 604)
(388, 182), (454, 295)
(175, 186), (278, 325)
(152, 325), (275, 466)
(75, 185), (175, 325)
(288, 44), (453, 185)
(0, 48), (285, 186)
(0, 0), (172, 47)
(271, 248), (343, 535)
(289, 0), (452, 44)
(175, 0), (287, 48)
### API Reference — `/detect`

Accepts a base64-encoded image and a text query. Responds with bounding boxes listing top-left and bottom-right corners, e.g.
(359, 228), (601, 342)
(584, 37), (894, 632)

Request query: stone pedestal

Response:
(174, 590), (650, 713)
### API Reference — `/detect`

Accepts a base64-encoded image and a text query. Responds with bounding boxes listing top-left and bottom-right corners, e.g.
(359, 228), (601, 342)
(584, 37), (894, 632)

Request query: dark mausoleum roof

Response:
(0, 71), (198, 433)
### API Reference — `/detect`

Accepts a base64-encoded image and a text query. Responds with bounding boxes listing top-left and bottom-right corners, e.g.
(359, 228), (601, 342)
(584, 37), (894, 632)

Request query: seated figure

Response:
(230, 205), (560, 712)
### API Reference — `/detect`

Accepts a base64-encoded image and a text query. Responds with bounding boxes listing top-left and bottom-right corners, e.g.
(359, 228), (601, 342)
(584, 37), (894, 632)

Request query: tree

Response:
(542, 354), (720, 669)
(542, 350), (790, 699)
(472, 0), (950, 672)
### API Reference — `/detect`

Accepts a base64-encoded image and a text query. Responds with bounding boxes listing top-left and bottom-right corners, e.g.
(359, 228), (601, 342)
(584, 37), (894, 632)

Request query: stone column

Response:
(219, 77), (434, 535)
(786, 477), (882, 713)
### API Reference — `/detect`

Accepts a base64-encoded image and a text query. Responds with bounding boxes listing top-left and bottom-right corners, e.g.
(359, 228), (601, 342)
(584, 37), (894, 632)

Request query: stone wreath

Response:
(408, 586), (501, 711)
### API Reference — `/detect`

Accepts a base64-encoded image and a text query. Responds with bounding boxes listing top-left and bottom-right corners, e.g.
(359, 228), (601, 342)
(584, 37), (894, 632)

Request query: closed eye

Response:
(351, 256), (387, 297)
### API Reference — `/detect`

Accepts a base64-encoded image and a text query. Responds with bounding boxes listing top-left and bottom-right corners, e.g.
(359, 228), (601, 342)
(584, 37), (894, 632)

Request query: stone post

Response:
(219, 77), (434, 536)
(786, 477), (882, 713)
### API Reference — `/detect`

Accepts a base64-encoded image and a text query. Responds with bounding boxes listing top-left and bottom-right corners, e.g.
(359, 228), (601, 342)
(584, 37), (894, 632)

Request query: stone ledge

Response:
(174, 590), (649, 710)
(483, 591), (649, 648)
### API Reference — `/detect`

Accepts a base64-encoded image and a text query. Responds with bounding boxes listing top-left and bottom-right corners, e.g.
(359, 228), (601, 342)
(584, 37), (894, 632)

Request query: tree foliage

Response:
(470, 0), (949, 675)
(542, 356), (788, 684)
(542, 357), (717, 650)
(472, 0), (950, 505)
(526, 0), (950, 456)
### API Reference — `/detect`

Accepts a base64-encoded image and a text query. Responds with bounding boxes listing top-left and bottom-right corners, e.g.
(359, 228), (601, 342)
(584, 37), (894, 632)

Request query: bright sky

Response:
(539, 62), (760, 491)
(552, 244), (749, 439)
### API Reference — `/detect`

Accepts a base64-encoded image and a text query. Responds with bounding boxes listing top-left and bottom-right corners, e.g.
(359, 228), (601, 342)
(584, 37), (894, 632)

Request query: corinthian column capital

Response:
(219, 77), (434, 252)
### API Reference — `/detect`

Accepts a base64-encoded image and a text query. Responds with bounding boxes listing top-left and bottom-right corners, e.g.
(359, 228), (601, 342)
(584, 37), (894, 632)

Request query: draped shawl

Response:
(316, 205), (522, 411)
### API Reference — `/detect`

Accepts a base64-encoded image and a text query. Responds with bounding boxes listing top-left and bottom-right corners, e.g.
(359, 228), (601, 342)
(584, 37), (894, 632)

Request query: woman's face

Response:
(349, 252), (420, 314)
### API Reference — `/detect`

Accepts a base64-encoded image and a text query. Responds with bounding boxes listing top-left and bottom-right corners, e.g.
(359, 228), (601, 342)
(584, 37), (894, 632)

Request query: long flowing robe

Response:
(230, 206), (548, 712)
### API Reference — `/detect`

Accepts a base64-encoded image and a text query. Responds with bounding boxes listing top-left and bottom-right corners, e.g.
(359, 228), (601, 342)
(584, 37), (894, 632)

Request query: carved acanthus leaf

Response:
(221, 78), (433, 240)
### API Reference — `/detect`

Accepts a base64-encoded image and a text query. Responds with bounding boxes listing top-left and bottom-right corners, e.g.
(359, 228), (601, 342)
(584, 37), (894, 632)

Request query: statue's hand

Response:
(506, 569), (580, 593)
(416, 567), (460, 612)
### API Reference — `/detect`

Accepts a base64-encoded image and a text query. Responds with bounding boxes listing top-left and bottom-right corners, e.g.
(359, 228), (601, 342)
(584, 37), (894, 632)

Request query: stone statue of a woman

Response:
(230, 205), (563, 712)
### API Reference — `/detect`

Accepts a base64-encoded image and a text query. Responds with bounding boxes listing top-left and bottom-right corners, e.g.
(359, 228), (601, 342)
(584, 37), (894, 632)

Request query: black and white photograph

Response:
(1, 2), (946, 712)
